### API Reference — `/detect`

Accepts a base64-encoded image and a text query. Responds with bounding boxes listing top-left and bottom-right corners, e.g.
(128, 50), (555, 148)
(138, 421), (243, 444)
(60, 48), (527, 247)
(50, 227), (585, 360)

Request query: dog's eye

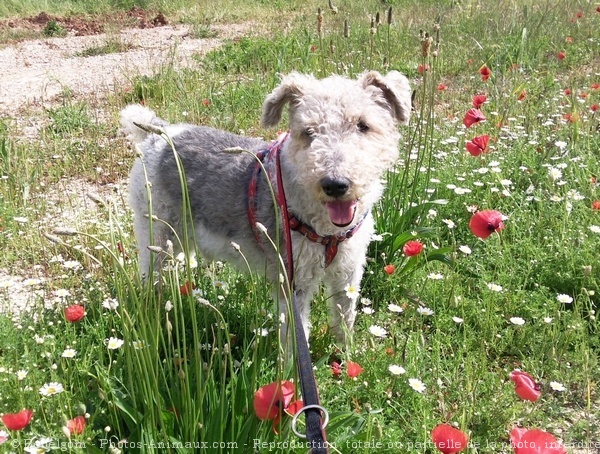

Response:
(303, 127), (316, 139)
(357, 120), (370, 133)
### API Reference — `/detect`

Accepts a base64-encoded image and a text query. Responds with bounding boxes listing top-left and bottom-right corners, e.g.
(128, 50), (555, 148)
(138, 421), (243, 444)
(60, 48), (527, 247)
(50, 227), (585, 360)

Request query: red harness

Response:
(247, 133), (365, 273)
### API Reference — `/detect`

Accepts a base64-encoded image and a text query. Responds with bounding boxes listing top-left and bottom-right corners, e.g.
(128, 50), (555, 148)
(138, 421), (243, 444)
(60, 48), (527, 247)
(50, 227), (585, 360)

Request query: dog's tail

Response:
(119, 104), (169, 145)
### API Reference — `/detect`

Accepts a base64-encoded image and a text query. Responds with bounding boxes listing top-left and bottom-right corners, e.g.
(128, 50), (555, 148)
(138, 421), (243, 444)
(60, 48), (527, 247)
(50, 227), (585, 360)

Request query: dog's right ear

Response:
(261, 72), (311, 128)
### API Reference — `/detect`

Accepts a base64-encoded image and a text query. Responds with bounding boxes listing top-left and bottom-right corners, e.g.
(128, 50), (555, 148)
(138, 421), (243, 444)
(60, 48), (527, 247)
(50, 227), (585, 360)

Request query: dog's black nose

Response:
(320, 177), (351, 198)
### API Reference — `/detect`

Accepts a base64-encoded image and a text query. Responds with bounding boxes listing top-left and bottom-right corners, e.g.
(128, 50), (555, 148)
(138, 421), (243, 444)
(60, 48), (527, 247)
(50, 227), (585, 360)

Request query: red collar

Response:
(248, 134), (364, 271)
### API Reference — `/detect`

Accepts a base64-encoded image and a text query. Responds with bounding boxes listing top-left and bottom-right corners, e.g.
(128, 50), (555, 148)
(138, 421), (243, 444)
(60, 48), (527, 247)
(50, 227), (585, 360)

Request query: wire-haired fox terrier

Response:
(120, 70), (411, 346)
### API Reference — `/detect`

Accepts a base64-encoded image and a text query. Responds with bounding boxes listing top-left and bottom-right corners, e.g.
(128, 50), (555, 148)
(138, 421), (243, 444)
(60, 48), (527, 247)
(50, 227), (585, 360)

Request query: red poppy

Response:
(510, 428), (566, 454)
(437, 83), (448, 91)
(479, 65), (491, 81)
(592, 83), (600, 90)
(384, 264), (396, 275)
(463, 108), (486, 128)
(418, 64), (430, 74)
(285, 399), (304, 417)
(180, 281), (195, 296)
(65, 305), (85, 323)
(518, 91), (527, 101)
(1, 409), (33, 431)
(465, 135), (490, 156)
(557, 51), (566, 60)
(565, 36), (573, 43)
(593, 201), (600, 210)
(472, 94), (487, 108)
(591, 104), (599, 112)
(67, 416), (86, 435)
(254, 380), (296, 421)
(347, 361), (364, 378)
(331, 361), (342, 377)
(563, 88), (571, 96)
(431, 424), (469, 454)
(469, 210), (504, 239)
(576, 11), (583, 18)
(201, 99), (210, 106)
(580, 92), (588, 99)
(597, 6), (600, 13)
(510, 370), (541, 402)
(403, 240), (423, 257)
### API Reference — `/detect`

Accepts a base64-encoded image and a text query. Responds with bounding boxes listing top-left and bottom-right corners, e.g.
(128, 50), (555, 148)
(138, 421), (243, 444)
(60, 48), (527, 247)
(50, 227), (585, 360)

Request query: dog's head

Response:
(261, 71), (411, 231)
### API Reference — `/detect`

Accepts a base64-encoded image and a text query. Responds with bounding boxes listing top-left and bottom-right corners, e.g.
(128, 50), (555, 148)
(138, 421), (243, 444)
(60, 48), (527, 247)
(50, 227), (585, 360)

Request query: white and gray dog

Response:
(120, 70), (411, 346)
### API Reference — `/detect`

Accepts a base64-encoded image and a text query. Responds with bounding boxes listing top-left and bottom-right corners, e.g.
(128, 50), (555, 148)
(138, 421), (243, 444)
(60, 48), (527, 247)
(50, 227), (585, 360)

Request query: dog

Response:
(120, 70), (411, 347)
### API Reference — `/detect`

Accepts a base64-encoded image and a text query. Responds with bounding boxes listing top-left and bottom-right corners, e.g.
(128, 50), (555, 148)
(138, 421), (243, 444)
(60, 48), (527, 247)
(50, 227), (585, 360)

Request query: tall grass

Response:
(0, 0), (599, 453)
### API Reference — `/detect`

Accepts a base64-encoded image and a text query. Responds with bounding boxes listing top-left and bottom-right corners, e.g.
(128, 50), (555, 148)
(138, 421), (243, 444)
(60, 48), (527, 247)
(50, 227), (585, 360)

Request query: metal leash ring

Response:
(291, 404), (330, 439)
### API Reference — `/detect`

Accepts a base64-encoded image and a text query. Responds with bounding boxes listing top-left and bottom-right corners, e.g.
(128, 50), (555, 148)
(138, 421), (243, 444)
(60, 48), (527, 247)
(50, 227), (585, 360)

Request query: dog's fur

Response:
(121, 71), (411, 346)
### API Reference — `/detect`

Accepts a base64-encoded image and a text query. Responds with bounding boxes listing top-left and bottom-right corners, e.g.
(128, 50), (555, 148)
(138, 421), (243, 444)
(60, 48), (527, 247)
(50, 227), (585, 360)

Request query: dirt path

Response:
(0, 22), (248, 115)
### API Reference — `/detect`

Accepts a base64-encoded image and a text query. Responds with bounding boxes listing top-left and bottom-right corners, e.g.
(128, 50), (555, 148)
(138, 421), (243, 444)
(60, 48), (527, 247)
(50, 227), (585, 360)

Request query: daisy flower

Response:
(458, 245), (472, 255)
(510, 317), (526, 326)
(408, 378), (426, 393)
(452, 316), (464, 324)
(417, 307), (434, 316)
(102, 298), (119, 310)
(549, 381), (566, 392)
(388, 303), (403, 313)
(344, 284), (360, 301)
(106, 337), (124, 350)
(16, 370), (28, 380)
(487, 283), (503, 292)
(39, 382), (64, 397)
(556, 294), (573, 304)
(388, 365), (406, 376)
(368, 325), (388, 338)
(61, 348), (77, 358)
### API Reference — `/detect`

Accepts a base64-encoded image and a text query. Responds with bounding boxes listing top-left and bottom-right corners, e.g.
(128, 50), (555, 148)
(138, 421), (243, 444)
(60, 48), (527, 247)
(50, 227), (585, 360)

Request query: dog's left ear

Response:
(361, 71), (412, 125)
(261, 72), (312, 128)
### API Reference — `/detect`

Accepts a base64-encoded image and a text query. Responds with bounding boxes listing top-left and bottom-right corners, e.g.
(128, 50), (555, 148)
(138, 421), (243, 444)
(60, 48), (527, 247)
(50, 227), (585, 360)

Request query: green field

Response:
(0, 0), (599, 452)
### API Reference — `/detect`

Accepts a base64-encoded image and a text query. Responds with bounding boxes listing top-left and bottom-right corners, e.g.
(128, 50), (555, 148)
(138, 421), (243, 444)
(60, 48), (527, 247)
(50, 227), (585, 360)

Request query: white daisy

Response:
(102, 298), (119, 310)
(543, 317), (553, 324)
(556, 294), (573, 304)
(344, 284), (360, 301)
(417, 307), (434, 316)
(388, 303), (404, 313)
(54, 289), (71, 298)
(362, 307), (375, 315)
(388, 365), (406, 375)
(61, 348), (77, 358)
(368, 325), (388, 338)
(510, 317), (526, 326)
(408, 378), (426, 393)
(39, 382), (64, 397)
(427, 273), (444, 280)
(588, 225), (600, 234)
(16, 370), (28, 380)
(458, 245), (472, 255)
(452, 316), (464, 324)
(442, 219), (456, 229)
(106, 337), (124, 350)
(549, 381), (566, 392)
(487, 283), (503, 292)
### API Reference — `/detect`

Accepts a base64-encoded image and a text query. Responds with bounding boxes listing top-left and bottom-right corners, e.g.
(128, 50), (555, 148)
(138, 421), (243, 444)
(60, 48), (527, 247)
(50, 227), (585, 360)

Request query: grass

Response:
(1, 0), (599, 453)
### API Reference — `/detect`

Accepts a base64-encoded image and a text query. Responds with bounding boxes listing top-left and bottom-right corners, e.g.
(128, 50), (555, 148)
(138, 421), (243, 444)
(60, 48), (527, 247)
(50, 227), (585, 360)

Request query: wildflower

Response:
(517, 91), (526, 101)
(549, 381), (566, 392)
(458, 245), (471, 255)
(472, 94), (487, 108)
(431, 424), (469, 454)
(469, 210), (505, 239)
(408, 378), (426, 393)
(0, 430), (7, 444)
(442, 219), (456, 229)
(66, 415), (86, 435)
(403, 240), (423, 257)
(253, 381), (301, 432)
(106, 337), (124, 350)
(556, 294), (573, 304)
(64, 305), (85, 323)
(428, 273), (444, 280)
(331, 362), (342, 377)
(510, 317), (526, 326)
(389, 365), (406, 375)
(543, 317), (553, 324)
(465, 135), (490, 156)
(510, 428), (566, 454)
(437, 83), (448, 91)
(180, 281), (195, 296)
(368, 325), (388, 338)
(592, 201), (600, 210)
(557, 51), (566, 60)
(54, 288), (71, 298)
(418, 64), (430, 74)
(102, 298), (119, 310)
(347, 361), (364, 378)
(384, 264), (396, 275)
(1, 409), (33, 431)
(548, 167), (563, 181)
(16, 370), (28, 380)
(479, 65), (491, 81)
(39, 382), (64, 397)
(591, 104), (599, 112)
(463, 108), (486, 128)
(510, 370), (541, 402)
(452, 316), (464, 324)
(61, 348), (77, 358)
(487, 283), (503, 292)
(417, 306), (434, 316)
(344, 283), (359, 300)
(388, 303), (403, 313)
(589, 225), (600, 234)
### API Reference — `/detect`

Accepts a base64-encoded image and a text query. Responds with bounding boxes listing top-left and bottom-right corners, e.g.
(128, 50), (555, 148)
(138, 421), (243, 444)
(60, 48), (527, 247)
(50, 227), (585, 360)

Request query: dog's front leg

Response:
(324, 260), (365, 348)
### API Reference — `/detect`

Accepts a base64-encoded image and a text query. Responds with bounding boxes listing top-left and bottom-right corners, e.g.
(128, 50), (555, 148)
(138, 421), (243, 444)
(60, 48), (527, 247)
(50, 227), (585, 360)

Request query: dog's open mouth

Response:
(325, 200), (357, 227)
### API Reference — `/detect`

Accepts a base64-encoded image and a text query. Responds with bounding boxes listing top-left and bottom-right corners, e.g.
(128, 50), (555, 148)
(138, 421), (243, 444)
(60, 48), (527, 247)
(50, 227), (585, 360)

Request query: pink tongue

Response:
(326, 200), (357, 227)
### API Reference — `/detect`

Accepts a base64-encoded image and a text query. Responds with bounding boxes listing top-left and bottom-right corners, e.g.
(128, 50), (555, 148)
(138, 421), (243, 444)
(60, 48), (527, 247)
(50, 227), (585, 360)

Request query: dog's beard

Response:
(325, 200), (357, 227)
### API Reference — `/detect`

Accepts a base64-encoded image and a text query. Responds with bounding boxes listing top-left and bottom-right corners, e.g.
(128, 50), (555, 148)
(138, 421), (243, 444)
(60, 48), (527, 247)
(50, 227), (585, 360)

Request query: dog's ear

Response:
(361, 70), (412, 125)
(261, 72), (311, 128)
